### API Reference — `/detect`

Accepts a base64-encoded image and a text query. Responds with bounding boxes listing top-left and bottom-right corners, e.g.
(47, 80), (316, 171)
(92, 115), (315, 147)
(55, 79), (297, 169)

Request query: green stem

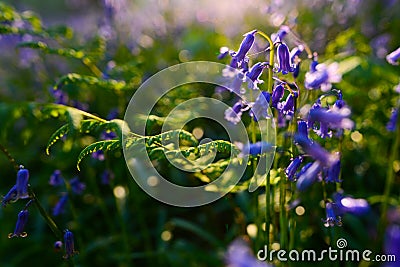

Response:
(256, 31), (274, 92)
(81, 57), (103, 78)
(0, 143), (19, 170)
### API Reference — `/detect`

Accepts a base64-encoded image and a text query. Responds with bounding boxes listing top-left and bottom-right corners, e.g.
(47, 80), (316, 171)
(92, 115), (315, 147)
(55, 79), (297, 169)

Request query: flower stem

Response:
(0, 143), (19, 170)
(256, 31), (275, 92)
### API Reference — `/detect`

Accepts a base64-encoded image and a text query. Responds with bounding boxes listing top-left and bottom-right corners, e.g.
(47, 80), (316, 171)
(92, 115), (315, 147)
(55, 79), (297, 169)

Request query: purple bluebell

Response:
(53, 195), (68, 216)
(292, 63), (301, 79)
(49, 170), (64, 186)
(384, 225), (400, 267)
(63, 230), (77, 259)
(305, 61), (341, 91)
(230, 30), (257, 69)
(101, 130), (118, 140)
(8, 209), (29, 238)
(297, 120), (308, 138)
(16, 167), (29, 199)
(101, 169), (115, 184)
(1, 185), (18, 207)
(277, 112), (286, 128)
(217, 46), (230, 60)
(225, 101), (244, 125)
(386, 47), (400, 65)
(246, 62), (268, 83)
(323, 202), (342, 227)
(54, 241), (63, 252)
(325, 156), (341, 183)
(386, 108), (398, 132)
(308, 106), (354, 134)
(272, 25), (290, 42)
(106, 108), (119, 120)
(290, 45), (304, 63)
(296, 161), (321, 191)
(51, 89), (69, 105)
(225, 238), (273, 267)
(250, 92), (271, 122)
(271, 83), (284, 108)
(70, 177), (86, 195)
(281, 92), (297, 118)
(332, 191), (370, 216)
(237, 141), (273, 157)
(285, 156), (303, 181)
(277, 43), (294, 74)
(294, 134), (339, 167)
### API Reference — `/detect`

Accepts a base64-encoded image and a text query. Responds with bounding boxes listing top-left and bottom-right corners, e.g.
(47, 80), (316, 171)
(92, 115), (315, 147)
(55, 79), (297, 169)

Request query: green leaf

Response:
(55, 73), (127, 91)
(77, 140), (121, 171)
(46, 124), (69, 155)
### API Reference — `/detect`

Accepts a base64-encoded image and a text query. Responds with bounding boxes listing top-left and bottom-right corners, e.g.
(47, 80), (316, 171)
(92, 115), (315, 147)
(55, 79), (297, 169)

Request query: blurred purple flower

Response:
(225, 101), (244, 125)
(325, 156), (341, 183)
(92, 150), (105, 161)
(386, 47), (400, 65)
(384, 225), (400, 267)
(277, 43), (294, 74)
(386, 108), (398, 132)
(297, 120), (308, 138)
(70, 177), (86, 195)
(305, 61), (341, 91)
(218, 46), (230, 60)
(225, 238), (273, 267)
(54, 241), (63, 252)
(332, 191), (370, 216)
(49, 170), (64, 187)
(250, 91), (271, 122)
(323, 202), (342, 227)
(8, 209), (29, 238)
(53, 194), (68, 216)
(308, 106), (354, 132)
(236, 141), (273, 157)
(285, 156), (303, 181)
(101, 169), (115, 185)
(296, 161), (321, 191)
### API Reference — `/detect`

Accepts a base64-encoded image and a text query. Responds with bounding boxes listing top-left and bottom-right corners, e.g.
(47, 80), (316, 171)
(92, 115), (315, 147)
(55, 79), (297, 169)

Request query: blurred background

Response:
(0, 0), (400, 266)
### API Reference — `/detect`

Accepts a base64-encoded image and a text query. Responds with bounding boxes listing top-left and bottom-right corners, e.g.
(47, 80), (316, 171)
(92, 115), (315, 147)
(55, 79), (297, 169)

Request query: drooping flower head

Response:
(277, 43), (294, 75)
(49, 170), (64, 187)
(69, 177), (86, 195)
(63, 230), (78, 259)
(386, 108), (398, 132)
(296, 161), (321, 191)
(323, 202), (342, 227)
(386, 47), (400, 65)
(305, 61), (342, 91)
(285, 156), (303, 181)
(1, 185), (18, 207)
(230, 30), (257, 69)
(271, 83), (284, 108)
(325, 155), (341, 183)
(225, 101), (244, 125)
(53, 194), (69, 216)
(16, 166), (29, 199)
(246, 62), (268, 89)
(236, 141), (273, 157)
(8, 209), (29, 238)
(332, 191), (370, 216)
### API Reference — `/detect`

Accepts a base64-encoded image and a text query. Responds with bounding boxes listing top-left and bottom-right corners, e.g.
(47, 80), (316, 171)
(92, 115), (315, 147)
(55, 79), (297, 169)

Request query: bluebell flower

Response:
(101, 130), (118, 140)
(8, 209), (29, 238)
(271, 83), (284, 108)
(101, 170), (115, 185)
(292, 63), (301, 79)
(285, 156), (303, 181)
(218, 46), (230, 60)
(70, 177), (86, 195)
(384, 225), (400, 267)
(106, 108), (119, 120)
(290, 45), (304, 63)
(386, 108), (398, 132)
(49, 170), (64, 186)
(305, 61), (341, 91)
(323, 202), (342, 227)
(54, 241), (63, 252)
(332, 191), (370, 216)
(386, 47), (400, 65)
(1, 185), (18, 207)
(51, 89), (69, 105)
(236, 141), (273, 157)
(281, 92), (297, 118)
(271, 25), (290, 42)
(225, 238), (273, 267)
(250, 92), (271, 122)
(296, 161), (321, 191)
(63, 230), (78, 259)
(294, 134), (339, 167)
(325, 155), (341, 183)
(297, 120), (308, 138)
(277, 43), (294, 74)
(246, 62), (268, 89)
(16, 166), (29, 199)
(53, 195), (68, 216)
(225, 101), (244, 125)
(230, 30), (257, 69)
(277, 112), (286, 128)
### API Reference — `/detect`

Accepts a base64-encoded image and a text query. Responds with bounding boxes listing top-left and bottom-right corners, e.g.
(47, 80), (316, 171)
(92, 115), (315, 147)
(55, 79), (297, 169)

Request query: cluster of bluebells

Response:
(386, 46), (400, 132)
